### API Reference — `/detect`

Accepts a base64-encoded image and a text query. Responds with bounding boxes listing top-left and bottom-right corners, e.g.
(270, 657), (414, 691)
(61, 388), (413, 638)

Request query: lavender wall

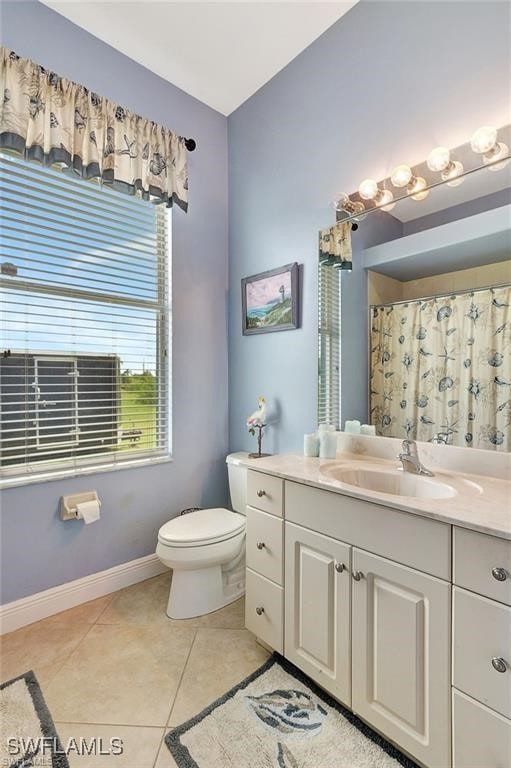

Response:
(0, 1), (229, 603)
(227, 0), (511, 455)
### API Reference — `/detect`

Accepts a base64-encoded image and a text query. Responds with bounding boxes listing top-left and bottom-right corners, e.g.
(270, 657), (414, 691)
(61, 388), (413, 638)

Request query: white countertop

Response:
(240, 452), (511, 540)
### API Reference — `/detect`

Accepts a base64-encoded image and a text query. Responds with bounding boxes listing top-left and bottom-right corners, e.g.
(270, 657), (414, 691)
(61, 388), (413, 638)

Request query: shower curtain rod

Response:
(370, 280), (511, 309)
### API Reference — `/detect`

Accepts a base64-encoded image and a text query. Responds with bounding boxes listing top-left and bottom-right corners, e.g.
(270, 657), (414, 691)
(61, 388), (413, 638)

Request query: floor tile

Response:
(45, 594), (115, 626)
(168, 628), (269, 727)
(100, 574), (246, 630)
(0, 618), (93, 686)
(55, 723), (164, 768)
(154, 739), (178, 768)
(44, 622), (196, 727)
(97, 574), (172, 627)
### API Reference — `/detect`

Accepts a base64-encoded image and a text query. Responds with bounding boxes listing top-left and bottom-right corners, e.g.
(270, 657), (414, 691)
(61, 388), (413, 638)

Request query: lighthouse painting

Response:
(241, 262), (299, 335)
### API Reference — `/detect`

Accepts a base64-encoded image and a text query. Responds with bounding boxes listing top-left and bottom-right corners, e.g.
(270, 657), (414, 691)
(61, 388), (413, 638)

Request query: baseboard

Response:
(0, 554), (168, 635)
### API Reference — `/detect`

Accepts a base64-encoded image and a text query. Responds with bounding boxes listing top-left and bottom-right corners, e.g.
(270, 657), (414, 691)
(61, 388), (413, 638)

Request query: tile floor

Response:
(0, 573), (269, 767)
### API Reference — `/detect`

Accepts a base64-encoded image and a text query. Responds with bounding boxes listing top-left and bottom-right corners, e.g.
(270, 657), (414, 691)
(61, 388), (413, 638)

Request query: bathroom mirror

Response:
(318, 149), (511, 452)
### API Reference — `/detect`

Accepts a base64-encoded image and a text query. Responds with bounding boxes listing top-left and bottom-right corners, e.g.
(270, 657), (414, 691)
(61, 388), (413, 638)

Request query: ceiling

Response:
(41, 1), (357, 115)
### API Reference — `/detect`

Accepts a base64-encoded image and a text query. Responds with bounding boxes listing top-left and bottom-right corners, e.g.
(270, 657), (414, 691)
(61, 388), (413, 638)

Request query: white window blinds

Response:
(0, 151), (171, 484)
(318, 263), (341, 428)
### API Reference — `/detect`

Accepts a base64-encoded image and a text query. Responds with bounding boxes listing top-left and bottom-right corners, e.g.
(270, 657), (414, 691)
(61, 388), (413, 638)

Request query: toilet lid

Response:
(158, 508), (245, 546)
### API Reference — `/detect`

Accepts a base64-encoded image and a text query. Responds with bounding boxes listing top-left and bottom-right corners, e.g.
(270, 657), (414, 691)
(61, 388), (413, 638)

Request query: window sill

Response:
(0, 453), (174, 490)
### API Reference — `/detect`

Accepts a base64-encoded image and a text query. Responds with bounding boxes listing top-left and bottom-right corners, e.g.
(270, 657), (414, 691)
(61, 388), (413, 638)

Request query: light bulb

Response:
(334, 193), (350, 211)
(484, 142), (510, 171)
(391, 164), (413, 188)
(427, 146), (451, 172)
(471, 126), (497, 154)
(409, 176), (429, 201)
(352, 200), (367, 221)
(441, 160), (464, 187)
(378, 189), (396, 212)
(358, 178), (379, 200)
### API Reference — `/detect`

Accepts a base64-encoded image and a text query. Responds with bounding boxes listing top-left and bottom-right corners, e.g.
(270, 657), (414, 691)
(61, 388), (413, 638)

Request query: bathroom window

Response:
(0, 151), (171, 485)
(318, 263), (341, 428)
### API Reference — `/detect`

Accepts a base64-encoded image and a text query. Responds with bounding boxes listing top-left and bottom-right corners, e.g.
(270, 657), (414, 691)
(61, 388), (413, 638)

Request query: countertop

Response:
(239, 452), (511, 540)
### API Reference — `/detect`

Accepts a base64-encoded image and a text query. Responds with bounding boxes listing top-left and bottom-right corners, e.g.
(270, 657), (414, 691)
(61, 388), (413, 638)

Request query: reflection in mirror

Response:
(369, 276), (510, 451)
(317, 149), (511, 452)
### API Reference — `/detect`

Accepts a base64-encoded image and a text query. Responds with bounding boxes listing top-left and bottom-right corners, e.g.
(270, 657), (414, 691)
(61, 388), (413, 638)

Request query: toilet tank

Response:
(226, 452), (249, 514)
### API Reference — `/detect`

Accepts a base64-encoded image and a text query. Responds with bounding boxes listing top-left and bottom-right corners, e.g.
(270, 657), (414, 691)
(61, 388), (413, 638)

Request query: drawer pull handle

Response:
(256, 541), (266, 550)
(257, 489), (266, 498)
(491, 657), (508, 674)
(492, 567), (508, 582)
(352, 570), (364, 581)
(255, 606), (265, 616)
(335, 562), (345, 573)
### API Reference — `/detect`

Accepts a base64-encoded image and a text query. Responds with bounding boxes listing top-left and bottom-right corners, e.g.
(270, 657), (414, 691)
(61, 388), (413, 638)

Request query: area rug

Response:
(166, 653), (419, 768)
(0, 670), (69, 768)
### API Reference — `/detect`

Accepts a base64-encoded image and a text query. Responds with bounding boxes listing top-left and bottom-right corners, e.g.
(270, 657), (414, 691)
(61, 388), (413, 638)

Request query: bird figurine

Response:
(246, 396), (270, 459)
(247, 396), (267, 428)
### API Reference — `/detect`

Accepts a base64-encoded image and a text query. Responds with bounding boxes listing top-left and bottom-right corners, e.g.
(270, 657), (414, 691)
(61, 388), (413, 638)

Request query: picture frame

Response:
(241, 262), (299, 335)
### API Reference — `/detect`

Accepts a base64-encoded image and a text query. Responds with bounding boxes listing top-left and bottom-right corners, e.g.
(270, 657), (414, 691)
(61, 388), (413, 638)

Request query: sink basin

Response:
(321, 466), (457, 499)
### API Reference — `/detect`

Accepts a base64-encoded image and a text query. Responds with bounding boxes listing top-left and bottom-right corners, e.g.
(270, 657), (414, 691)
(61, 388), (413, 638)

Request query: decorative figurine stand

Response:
(248, 424), (271, 459)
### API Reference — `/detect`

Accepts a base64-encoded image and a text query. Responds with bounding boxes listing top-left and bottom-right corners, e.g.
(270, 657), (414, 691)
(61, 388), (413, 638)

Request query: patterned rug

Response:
(166, 654), (419, 768)
(0, 670), (69, 768)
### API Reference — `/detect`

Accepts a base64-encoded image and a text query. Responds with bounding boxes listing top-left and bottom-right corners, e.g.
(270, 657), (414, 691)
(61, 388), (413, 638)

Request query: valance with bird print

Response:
(0, 47), (188, 210)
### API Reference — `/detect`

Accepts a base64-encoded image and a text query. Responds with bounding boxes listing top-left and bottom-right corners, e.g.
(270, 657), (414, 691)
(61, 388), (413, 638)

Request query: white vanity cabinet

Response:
(285, 522), (351, 705)
(452, 527), (511, 768)
(351, 549), (451, 768)
(244, 467), (511, 768)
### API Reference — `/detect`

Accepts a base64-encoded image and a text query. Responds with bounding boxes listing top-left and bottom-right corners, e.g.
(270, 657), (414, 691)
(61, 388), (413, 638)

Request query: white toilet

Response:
(156, 453), (248, 619)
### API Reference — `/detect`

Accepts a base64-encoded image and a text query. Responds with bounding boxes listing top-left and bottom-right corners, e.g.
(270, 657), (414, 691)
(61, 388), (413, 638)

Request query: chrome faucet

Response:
(398, 439), (434, 476)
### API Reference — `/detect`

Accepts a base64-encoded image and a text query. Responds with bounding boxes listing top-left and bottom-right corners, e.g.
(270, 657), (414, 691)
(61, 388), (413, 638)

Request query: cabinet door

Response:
(352, 548), (451, 768)
(285, 522), (351, 706)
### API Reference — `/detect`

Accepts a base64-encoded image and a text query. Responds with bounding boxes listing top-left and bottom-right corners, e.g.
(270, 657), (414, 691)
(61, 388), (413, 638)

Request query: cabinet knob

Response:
(492, 567), (508, 582)
(352, 570), (364, 581)
(257, 489), (266, 498)
(335, 562), (345, 573)
(256, 541), (266, 550)
(491, 657), (508, 674)
(255, 606), (265, 616)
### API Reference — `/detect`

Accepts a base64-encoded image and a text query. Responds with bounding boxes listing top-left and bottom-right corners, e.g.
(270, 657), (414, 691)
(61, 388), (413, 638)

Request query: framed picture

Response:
(241, 262), (299, 335)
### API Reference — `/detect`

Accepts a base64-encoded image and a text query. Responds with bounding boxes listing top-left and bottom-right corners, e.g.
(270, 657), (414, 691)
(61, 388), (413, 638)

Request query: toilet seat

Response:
(158, 508), (245, 548)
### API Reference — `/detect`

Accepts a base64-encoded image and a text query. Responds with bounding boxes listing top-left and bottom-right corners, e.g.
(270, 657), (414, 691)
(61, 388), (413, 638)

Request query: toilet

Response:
(156, 453), (248, 619)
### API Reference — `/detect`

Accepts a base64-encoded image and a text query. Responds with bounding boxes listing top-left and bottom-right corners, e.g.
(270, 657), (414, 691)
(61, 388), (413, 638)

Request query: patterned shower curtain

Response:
(370, 285), (511, 451)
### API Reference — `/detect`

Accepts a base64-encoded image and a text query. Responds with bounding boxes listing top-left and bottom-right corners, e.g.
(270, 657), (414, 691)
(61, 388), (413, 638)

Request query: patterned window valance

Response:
(0, 47), (188, 210)
(319, 220), (352, 270)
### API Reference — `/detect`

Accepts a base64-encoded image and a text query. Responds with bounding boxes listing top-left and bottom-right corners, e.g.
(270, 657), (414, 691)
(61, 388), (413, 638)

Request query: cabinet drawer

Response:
(245, 568), (283, 653)
(247, 471), (283, 517)
(454, 587), (511, 718)
(246, 507), (283, 584)
(286, 480), (451, 579)
(454, 527), (511, 605)
(453, 689), (511, 768)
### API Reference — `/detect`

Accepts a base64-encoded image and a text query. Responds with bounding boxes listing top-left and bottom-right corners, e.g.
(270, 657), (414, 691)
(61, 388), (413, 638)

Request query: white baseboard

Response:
(0, 554), (168, 635)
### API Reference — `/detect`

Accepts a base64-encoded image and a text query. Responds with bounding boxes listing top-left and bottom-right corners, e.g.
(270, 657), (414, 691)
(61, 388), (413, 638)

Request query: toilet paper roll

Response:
(76, 499), (101, 524)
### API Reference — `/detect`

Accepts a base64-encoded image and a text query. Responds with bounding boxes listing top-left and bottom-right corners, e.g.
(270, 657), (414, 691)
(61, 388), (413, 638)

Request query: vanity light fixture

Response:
(471, 125), (510, 171)
(337, 122), (509, 223)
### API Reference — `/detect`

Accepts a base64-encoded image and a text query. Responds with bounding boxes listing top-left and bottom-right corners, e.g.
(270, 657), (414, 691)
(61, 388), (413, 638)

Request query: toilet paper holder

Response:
(60, 491), (101, 521)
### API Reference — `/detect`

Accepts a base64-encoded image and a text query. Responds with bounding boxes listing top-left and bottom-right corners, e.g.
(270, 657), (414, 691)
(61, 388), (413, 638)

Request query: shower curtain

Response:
(370, 285), (511, 451)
